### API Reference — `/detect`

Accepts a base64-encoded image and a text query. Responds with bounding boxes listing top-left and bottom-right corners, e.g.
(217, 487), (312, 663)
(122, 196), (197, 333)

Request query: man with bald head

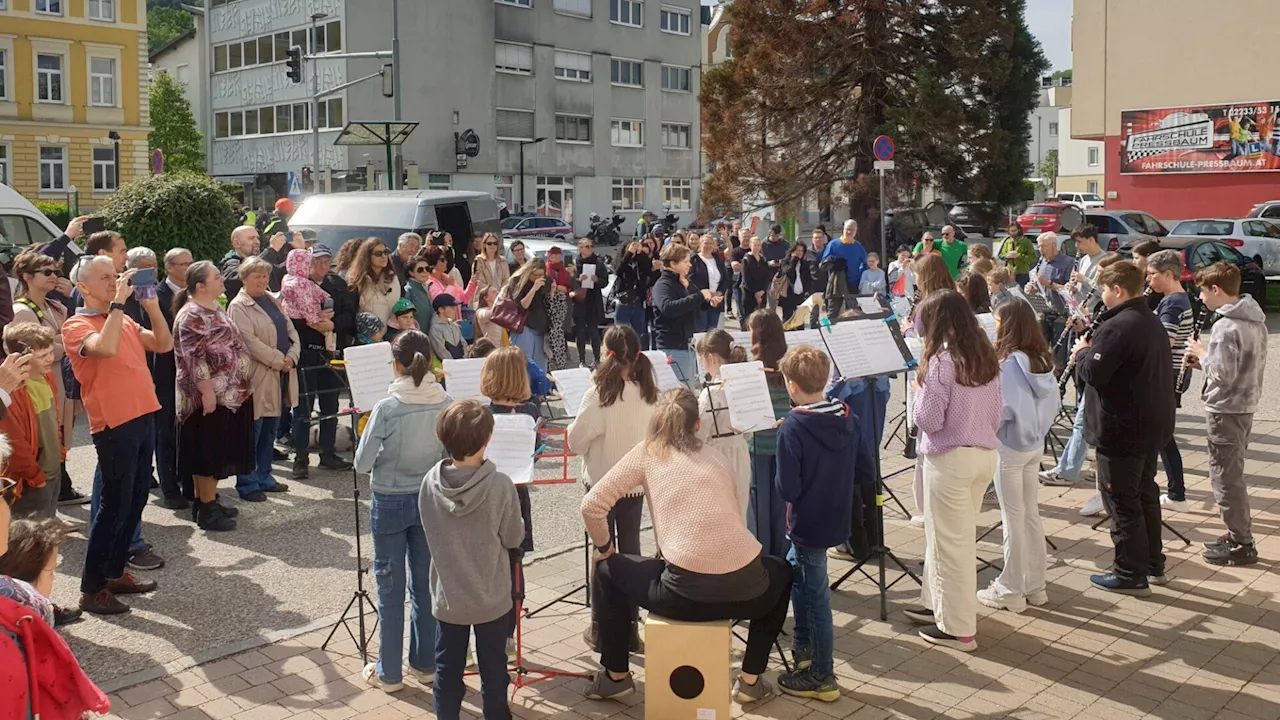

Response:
(221, 225), (298, 298)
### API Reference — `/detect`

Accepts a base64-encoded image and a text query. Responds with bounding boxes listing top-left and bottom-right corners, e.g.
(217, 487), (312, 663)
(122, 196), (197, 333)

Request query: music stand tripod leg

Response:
(523, 533), (591, 618)
(323, 409), (379, 663)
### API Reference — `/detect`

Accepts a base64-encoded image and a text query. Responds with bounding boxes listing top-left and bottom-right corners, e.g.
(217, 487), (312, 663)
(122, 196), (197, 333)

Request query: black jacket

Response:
(779, 255), (812, 297)
(806, 245), (829, 292)
(1075, 297), (1175, 456)
(612, 250), (658, 306)
(572, 254), (610, 326)
(689, 252), (732, 295)
(294, 272), (358, 353)
(740, 254), (773, 296)
(651, 269), (703, 350)
(145, 282), (178, 407)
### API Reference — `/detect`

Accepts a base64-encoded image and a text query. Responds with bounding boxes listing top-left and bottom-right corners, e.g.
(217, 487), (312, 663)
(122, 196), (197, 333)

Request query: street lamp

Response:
(310, 12), (328, 192)
(518, 137), (546, 213)
(108, 131), (121, 190)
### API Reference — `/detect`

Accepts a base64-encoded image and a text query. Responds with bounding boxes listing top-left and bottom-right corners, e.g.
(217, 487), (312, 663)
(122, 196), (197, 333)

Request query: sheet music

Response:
(719, 361), (777, 433)
(786, 328), (835, 364)
(904, 336), (924, 362)
(823, 320), (907, 378)
(550, 367), (593, 417)
(442, 358), (488, 402)
(643, 350), (685, 391)
(487, 413), (537, 485)
(342, 342), (395, 412)
(857, 296), (884, 314)
(976, 313), (997, 343)
(581, 264), (596, 290)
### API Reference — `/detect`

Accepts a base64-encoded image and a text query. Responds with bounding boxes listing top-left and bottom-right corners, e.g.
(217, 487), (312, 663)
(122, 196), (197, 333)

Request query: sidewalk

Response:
(96, 418), (1280, 719)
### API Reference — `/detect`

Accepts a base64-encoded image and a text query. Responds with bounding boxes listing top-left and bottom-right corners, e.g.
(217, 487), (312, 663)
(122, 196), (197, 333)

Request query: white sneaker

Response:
(1026, 590), (1049, 607)
(362, 663), (405, 693)
(1079, 493), (1105, 517)
(977, 586), (1026, 614)
(910, 515), (926, 527)
(409, 667), (435, 685)
(506, 636), (516, 661)
(1160, 494), (1191, 512)
(1038, 469), (1075, 487)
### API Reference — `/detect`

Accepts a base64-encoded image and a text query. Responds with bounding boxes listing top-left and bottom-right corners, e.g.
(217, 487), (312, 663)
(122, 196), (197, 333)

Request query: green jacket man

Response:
(997, 223), (1038, 282)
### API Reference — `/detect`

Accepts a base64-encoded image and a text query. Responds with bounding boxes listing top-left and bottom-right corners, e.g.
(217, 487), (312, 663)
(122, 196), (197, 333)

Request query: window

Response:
(494, 175), (514, 209)
(326, 21), (342, 52)
(1085, 181), (1097, 195)
(555, 114), (591, 143)
(1087, 147), (1099, 166)
(554, 0), (590, 16)
(228, 43), (242, 70)
(311, 25), (327, 54)
(660, 5), (690, 34)
(554, 50), (591, 81)
(35, 0), (60, 14)
(275, 104), (291, 133)
(317, 98), (344, 129)
(259, 106), (275, 134)
(1048, 122), (1059, 136)
(661, 65), (690, 92)
(495, 42), (533, 74)
(274, 33), (290, 62)
(89, 57), (115, 106)
(661, 123), (690, 149)
(93, 147), (116, 191)
(243, 40), (258, 66)
(725, 35), (733, 59)
(610, 58), (643, 87)
(258, 36), (274, 64)
(292, 30), (307, 52)
(536, 176), (574, 221)
(496, 108), (535, 140)
(496, 0), (532, 5)
(229, 111), (244, 136)
(612, 178), (644, 210)
(39, 147), (65, 191)
(292, 103), (308, 131)
(214, 45), (228, 72)
(611, 119), (643, 147)
(662, 179), (692, 210)
(610, 0), (643, 26)
(427, 174), (451, 190)
(88, 0), (114, 21)
(215, 111), (229, 138)
(244, 108), (259, 135)
(36, 54), (62, 103)
(0, 146), (8, 185)
(0, 50), (6, 100)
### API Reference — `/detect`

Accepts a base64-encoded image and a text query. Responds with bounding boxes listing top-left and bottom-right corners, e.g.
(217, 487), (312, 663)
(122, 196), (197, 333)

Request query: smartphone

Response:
(10, 341), (29, 357)
(82, 217), (106, 235)
(322, 297), (334, 310)
(131, 267), (157, 287)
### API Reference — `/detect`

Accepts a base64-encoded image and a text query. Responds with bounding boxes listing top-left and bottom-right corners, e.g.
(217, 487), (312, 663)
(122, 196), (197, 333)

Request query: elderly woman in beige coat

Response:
(228, 256), (300, 501)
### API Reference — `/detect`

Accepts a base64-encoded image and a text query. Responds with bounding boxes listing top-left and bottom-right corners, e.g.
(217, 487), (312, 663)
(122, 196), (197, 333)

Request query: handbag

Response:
(489, 287), (528, 333)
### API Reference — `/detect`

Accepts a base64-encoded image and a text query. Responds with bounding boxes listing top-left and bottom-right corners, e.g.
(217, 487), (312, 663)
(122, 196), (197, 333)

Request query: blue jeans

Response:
(510, 327), (546, 371)
(435, 615), (510, 720)
(371, 491), (436, 685)
(1160, 435), (1185, 500)
(695, 308), (722, 332)
(89, 464), (145, 557)
(84, 414), (155, 593)
(663, 347), (698, 388)
(788, 543), (834, 676)
(237, 416), (281, 497)
(748, 453), (788, 557)
(1052, 394), (1088, 481)
(614, 303), (647, 349)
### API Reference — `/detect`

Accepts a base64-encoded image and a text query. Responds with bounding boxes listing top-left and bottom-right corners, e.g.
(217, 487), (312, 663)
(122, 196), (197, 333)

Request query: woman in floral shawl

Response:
(173, 260), (254, 532)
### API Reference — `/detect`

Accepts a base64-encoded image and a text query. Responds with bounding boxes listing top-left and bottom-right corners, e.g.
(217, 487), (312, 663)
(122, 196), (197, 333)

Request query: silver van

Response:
(288, 190), (503, 257)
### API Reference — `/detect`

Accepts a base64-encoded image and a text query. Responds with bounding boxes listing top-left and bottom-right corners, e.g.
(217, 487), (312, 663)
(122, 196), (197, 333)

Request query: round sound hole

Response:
(669, 665), (705, 700)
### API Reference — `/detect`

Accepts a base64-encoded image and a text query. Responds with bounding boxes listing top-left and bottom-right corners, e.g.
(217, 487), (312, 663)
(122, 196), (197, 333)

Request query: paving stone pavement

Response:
(89, 413), (1280, 719)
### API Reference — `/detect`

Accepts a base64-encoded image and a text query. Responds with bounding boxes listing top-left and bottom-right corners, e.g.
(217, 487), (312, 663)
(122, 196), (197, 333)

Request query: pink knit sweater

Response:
(580, 444), (761, 574)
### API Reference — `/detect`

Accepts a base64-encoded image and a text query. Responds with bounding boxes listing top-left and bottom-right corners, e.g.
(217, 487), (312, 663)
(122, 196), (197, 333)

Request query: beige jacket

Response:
(229, 291), (301, 419)
(358, 277), (403, 325)
(471, 256), (510, 307)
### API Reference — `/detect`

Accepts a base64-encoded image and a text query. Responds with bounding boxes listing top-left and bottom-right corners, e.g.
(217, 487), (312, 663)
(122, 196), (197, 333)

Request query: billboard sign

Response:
(1121, 100), (1280, 175)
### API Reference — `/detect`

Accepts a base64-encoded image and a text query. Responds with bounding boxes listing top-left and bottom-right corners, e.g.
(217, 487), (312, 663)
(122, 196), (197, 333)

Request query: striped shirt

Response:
(796, 398), (844, 415)
(1156, 292), (1194, 376)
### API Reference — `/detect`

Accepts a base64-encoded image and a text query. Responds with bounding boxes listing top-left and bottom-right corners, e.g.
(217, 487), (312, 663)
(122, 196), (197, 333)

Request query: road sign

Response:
(151, 149), (164, 174)
(287, 171), (303, 200)
(461, 129), (480, 157)
(874, 160), (895, 171)
(873, 135), (895, 161)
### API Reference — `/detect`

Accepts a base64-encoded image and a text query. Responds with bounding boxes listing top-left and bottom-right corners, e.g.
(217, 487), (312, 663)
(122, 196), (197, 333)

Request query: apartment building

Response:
(148, 5), (207, 155)
(0, 0), (150, 209)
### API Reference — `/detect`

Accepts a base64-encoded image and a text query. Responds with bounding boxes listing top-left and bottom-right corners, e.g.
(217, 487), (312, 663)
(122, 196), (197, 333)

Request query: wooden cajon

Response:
(644, 615), (732, 720)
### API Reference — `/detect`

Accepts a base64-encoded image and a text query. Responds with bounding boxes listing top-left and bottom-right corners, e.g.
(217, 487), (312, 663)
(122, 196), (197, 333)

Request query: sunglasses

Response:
(484, 242), (499, 247)
(34, 268), (59, 277)
(412, 265), (429, 273)
(372, 250), (389, 258)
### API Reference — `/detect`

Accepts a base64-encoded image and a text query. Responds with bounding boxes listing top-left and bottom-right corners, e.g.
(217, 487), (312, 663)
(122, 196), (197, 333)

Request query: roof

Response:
(1158, 237), (1217, 248)
(149, 27), (196, 63)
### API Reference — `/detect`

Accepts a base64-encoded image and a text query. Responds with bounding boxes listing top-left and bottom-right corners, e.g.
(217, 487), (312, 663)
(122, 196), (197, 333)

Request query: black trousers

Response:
(738, 290), (761, 330)
(590, 495), (645, 623)
(154, 379), (190, 501)
(293, 348), (341, 459)
(1097, 448), (1165, 582)
(593, 554), (792, 675)
(847, 483), (880, 558)
(575, 319), (602, 366)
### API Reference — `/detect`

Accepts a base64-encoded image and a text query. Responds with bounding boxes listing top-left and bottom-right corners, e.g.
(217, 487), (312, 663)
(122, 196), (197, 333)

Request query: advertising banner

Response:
(1121, 100), (1280, 175)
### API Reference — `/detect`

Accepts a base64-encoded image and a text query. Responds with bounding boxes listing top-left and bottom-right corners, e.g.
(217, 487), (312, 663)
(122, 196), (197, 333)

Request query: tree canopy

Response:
(149, 71), (205, 174)
(148, 6), (194, 55)
(702, 0), (1048, 226)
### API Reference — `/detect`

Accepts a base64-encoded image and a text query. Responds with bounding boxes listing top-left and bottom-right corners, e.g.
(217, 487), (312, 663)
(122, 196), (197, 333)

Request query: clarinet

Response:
(1058, 311), (1107, 394)
(1052, 284), (1098, 353)
(1174, 306), (1205, 406)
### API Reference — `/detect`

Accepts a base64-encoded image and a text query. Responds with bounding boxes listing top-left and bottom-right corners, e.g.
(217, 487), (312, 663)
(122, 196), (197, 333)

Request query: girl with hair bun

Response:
(354, 329), (451, 693)
(695, 329), (751, 518)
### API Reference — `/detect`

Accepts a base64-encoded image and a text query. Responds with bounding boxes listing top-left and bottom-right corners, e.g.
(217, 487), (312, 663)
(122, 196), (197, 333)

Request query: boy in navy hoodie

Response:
(774, 345), (865, 702)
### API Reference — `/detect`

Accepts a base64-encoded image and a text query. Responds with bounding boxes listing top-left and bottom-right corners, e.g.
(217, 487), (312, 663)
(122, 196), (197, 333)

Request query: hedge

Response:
(96, 172), (239, 264)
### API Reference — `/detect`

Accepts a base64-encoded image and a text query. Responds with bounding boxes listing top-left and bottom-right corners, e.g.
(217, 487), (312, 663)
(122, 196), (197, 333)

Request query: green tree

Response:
(147, 6), (194, 54)
(149, 71), (205, 174)
(1038, 149), (1060, 194)
(97, 174), (238, 263)
(1050, 68), (1073, 83)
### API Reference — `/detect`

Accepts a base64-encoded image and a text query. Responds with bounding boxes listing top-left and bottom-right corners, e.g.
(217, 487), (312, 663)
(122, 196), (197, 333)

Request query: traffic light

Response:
(301, 166), (313, 192)
(286, 45), (303, 84)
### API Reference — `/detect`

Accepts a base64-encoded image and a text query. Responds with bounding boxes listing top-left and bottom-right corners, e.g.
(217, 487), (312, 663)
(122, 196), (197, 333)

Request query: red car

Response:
(1017, 201), (1080, 234)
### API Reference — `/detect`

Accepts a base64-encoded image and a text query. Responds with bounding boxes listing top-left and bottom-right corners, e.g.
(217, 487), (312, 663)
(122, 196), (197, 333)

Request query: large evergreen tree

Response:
(702, 0), (1047, 231)
(148, 6), (194, 54)
(148, 71), (205, 174)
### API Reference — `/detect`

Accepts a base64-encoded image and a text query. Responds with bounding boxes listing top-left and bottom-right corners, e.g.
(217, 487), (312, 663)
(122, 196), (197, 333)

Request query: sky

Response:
(700, 0), (1074, 73)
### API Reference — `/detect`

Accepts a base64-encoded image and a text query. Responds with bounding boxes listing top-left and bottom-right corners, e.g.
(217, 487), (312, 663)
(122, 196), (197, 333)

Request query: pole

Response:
(391, 0), (402, 183)
(518, 142), (525, 213)
(878, 169), (886, 261)
(310, 33), (320, 194)
(385, 124), (394, 192)
(113, 140), (120, 190)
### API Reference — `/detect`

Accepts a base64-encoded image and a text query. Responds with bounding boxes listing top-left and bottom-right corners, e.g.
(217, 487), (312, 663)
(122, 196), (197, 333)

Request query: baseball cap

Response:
(311, 243), (333, 259)
(392, 297), (416, 316)
(432, 294), (461, 310)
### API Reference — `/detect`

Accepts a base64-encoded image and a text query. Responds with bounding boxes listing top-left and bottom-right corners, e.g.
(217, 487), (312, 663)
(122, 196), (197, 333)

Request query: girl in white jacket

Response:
(694, 329), (752, 519)
(980, 300), (1061, 613)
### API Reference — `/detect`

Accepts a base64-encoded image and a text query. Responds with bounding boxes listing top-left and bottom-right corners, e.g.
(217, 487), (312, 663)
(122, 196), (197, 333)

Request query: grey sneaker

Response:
(1203, 540), (1259, 567)
(792, 646), (812, 672)
(778, 669), (840, 702)
(732, 675), (774, 704)
(583, 669), (635, 701)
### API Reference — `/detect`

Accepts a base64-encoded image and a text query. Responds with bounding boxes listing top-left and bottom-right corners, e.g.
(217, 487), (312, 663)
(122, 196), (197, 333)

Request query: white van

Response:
(1054, 191), (1105, 210)
(0, 183), (63, 256)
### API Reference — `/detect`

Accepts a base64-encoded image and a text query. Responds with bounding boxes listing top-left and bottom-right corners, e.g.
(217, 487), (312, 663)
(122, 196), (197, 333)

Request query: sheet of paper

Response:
(488, 413), (537, 485)
(342, 342), (395, 412)
(442, 357), (488, 402)
(786, 328), (835, 364)
(643, 350), (685, 390)
(719, 361), (777, 434)
(550, 367), (593, 418)
(857, 296), (884, 314)
(823, 320), (907, 379)
(904, 336), (924, 362)
(975, 313), (997, 343)
(581, 264), (596, 289)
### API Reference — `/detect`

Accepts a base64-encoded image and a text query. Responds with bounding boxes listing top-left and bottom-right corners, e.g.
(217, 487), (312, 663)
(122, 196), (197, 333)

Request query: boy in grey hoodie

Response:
(1186, 262), (1267, 567)
(419, 400), (525, 719)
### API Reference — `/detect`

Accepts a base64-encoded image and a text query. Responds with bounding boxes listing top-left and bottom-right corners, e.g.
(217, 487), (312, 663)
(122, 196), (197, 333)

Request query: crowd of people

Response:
(0, 206), (1268, 719)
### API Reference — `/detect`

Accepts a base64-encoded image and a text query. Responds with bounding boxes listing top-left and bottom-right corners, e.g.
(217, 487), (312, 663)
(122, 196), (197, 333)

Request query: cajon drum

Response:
(644, 615), (732, 720)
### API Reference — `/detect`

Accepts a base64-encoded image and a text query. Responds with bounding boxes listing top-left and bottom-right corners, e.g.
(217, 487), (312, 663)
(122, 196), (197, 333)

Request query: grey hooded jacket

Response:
(1202, 295), (1268, 414)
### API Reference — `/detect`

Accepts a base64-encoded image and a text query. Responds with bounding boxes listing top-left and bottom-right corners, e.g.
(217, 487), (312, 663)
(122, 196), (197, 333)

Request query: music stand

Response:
(521, 427), (592, 618)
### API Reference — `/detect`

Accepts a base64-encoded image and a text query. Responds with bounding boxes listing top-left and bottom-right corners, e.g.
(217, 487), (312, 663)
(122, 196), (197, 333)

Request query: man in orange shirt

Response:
(63, 256), (173, 615)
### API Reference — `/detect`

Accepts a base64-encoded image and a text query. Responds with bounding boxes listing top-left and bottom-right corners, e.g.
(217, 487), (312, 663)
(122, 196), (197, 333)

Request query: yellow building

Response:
(0, 0), (150, 209)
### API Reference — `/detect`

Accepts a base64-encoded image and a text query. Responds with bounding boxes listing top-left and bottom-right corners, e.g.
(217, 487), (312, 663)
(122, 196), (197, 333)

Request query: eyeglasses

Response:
(372, 250), (389, 258)
(34, 268), (59, 277)
(0, 476), (15, 503)
(484, 242), (499, 247)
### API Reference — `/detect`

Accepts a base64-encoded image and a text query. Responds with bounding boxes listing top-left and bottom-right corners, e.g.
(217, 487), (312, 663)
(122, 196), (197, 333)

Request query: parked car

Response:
(1158, 237), (1267, 305)
(1245, 200), (1280, 220)
(501, 214), (573, 240)
(947, 202), (1007, 239)
(1165, 218), (1280, 275)
(1084, 210), (1168, 253)
(1054, 191), (1106, 210)
(1017, 201), (1084, 235)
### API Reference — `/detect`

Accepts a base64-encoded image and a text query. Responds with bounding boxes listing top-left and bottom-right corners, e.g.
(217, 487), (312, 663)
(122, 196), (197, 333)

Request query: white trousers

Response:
(920, 446), (997, 639)
(990, 446), (1047, 600)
